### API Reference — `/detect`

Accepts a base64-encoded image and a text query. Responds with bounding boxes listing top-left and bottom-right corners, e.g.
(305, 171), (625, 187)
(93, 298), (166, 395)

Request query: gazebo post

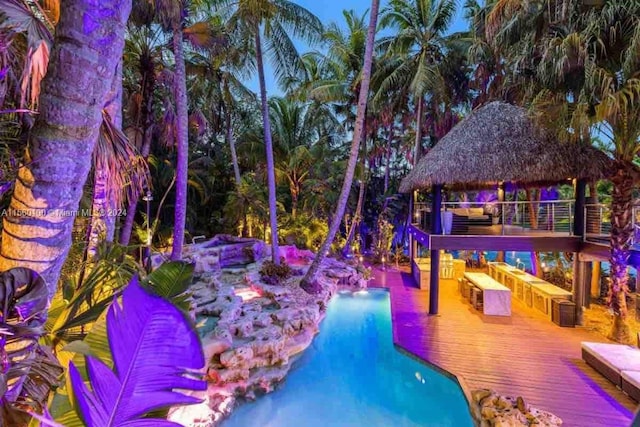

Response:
(497, 182), (506, 261)
(572, 178), (587, 325)
(573, 178), (586, 236)
(429, 184), (443, 315)
(409, 190), (417, 276)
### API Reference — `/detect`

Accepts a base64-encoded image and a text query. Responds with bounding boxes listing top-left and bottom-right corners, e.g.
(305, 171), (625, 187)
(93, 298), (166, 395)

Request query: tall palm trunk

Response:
(104, 59), (123, 241)
(224, 78), (241, 187)
(119, 65), (155, 245)
(342, 134), (367, 254)
(384, 122), (393, 194)
(255, 27), (280, 265)
(0, 0), (131, 298)
(226, 106), (241, 187)
(301, 0), (379, 292)
(413, 97), (424, 164)
(608, 164), (633, 343)
(291, 180), (299, 219)
(87, 61), (124, 258)
(170, 26), (189, 261)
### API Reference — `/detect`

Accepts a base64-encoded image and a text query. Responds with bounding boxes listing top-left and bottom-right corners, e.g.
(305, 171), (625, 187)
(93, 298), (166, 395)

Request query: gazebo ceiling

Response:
(399, 101), (613, 193)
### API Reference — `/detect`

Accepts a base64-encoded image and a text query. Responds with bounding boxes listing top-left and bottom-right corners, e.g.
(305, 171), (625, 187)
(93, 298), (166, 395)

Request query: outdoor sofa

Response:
(581, 341), (640, 402)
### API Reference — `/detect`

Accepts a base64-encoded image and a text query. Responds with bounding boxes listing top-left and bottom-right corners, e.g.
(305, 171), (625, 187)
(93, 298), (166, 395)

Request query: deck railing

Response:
(412, 200), (640, 245)
(583, 203), (640, 245)
(413, 200), (575, 236)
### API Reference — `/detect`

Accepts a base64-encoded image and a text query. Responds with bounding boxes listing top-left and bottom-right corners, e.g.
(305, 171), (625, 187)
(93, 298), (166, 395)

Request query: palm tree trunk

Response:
(104, 59), (123, 241)
(301, 0), (379, 292)
(291, 183), (299, 219)
(384, 122), (393, 194)
(255, 27), (280, 265)
(343, 134), (367, 254)
(413, 97), (424, 164)
(0, 0), (131, 298)
(608, 164), (633, 343)
(226, 105), (241, 187)
(119, 66), (155, 246)
(170, 26), (189, 261)
(87, 61), (124, 258)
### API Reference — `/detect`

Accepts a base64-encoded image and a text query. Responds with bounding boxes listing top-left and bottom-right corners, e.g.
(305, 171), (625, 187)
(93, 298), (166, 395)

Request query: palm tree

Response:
(269, 97), (340, 219)
(119, 22), (165, 245)
(0, 0), (131, 297)
(167, 6), (189, 261)
(211, 0), (323, 264)
(311, 9), (371, 256)
(577, 1), (640, 342)
(186, 34), (256, 189)
(487, 0), (640, 341)
(376, 0), (456, 164)
(301, 0), (380, 292)
(1, 1), (145, 261)
(133, 0), (225, 260)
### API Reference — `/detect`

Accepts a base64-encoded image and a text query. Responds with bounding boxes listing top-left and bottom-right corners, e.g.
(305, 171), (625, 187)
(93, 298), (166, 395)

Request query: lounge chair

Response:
(581, 342), (640, 402)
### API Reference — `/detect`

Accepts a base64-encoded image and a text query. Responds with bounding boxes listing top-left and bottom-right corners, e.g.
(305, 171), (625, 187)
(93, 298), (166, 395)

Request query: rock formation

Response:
(471, 389), (562, 426)
(167, 241), (369, 426)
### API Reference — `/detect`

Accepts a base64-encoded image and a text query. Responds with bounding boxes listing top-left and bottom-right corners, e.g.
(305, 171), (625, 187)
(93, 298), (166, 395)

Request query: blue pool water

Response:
(223, 290), (473, 427)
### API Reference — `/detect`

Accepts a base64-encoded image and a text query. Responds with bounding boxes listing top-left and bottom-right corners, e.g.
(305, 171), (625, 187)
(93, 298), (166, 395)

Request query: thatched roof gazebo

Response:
(399, 101), (612, 193)
(401, 101), (613, 316)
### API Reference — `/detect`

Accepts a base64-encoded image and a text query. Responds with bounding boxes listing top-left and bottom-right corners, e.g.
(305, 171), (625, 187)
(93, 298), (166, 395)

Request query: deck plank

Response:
(371, 267), (638, 427)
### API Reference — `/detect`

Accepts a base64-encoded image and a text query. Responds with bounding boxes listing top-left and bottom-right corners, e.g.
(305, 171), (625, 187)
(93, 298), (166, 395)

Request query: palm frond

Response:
(93, 111), (150, 209)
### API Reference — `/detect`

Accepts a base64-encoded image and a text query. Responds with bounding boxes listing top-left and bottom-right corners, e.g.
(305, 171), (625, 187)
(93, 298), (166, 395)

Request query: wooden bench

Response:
(464, 272), (511, 316)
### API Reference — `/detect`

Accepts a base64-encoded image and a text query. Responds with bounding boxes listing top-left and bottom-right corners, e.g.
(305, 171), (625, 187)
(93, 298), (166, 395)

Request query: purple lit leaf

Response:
(69, 277), (206, 426)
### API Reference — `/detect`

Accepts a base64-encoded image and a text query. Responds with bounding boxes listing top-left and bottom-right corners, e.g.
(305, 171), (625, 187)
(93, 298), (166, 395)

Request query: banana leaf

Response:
(68, 276), (205, 426)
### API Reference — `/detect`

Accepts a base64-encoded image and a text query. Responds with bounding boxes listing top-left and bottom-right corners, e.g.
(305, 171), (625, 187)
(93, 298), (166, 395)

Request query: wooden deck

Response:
(371, 266), (638, 427)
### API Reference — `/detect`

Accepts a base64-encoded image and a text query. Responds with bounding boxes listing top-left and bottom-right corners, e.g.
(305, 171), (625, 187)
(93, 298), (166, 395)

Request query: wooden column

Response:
(497, 182), (506, 261)
(572, 256), (587, 325)
(429, 184), (443, 315)
(590, 261), (601, 299)
(409, 192), (415, 276)
(584, 261), (592, 307)
(409, 233), (415, 276)
(573, 179), (587, 236)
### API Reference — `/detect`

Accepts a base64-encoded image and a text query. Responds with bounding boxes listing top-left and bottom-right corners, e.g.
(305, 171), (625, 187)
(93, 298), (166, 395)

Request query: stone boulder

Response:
(180, 235), (267, 273)
(471, 389), (562, 427)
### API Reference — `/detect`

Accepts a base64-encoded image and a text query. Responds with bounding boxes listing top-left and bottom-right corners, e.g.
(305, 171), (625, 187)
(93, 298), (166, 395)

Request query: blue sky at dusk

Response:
(251, 0), (468, 94)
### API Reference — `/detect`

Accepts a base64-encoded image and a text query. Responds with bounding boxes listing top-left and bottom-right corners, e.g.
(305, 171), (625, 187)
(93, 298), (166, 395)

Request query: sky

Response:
(250, 0), (469, 94)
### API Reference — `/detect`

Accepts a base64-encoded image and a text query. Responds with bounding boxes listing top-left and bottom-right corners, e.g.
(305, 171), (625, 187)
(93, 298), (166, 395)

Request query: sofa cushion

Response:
(622, 370), (640, 401)
(468, 208), (484, 216)
(450, 208), (469, 216)
(582, 342), (640, 372)
(622, 370), (640, 385)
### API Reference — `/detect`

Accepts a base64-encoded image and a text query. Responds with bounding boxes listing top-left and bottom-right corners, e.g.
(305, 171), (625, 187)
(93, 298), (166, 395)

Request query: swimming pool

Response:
(223, 289), (473, 427)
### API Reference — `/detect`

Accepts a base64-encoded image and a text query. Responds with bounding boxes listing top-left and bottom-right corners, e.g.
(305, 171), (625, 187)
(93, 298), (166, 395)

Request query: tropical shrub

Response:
(0, 268), (62, 426)
(260, 260), (292, 285)
(46, 261), (197, 425)
(371, 215), (394, 263)
(280, 216), (329, 252)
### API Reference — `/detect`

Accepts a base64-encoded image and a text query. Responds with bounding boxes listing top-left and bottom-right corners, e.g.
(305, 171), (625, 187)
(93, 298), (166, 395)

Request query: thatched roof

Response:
(399, 101), (612, 192)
